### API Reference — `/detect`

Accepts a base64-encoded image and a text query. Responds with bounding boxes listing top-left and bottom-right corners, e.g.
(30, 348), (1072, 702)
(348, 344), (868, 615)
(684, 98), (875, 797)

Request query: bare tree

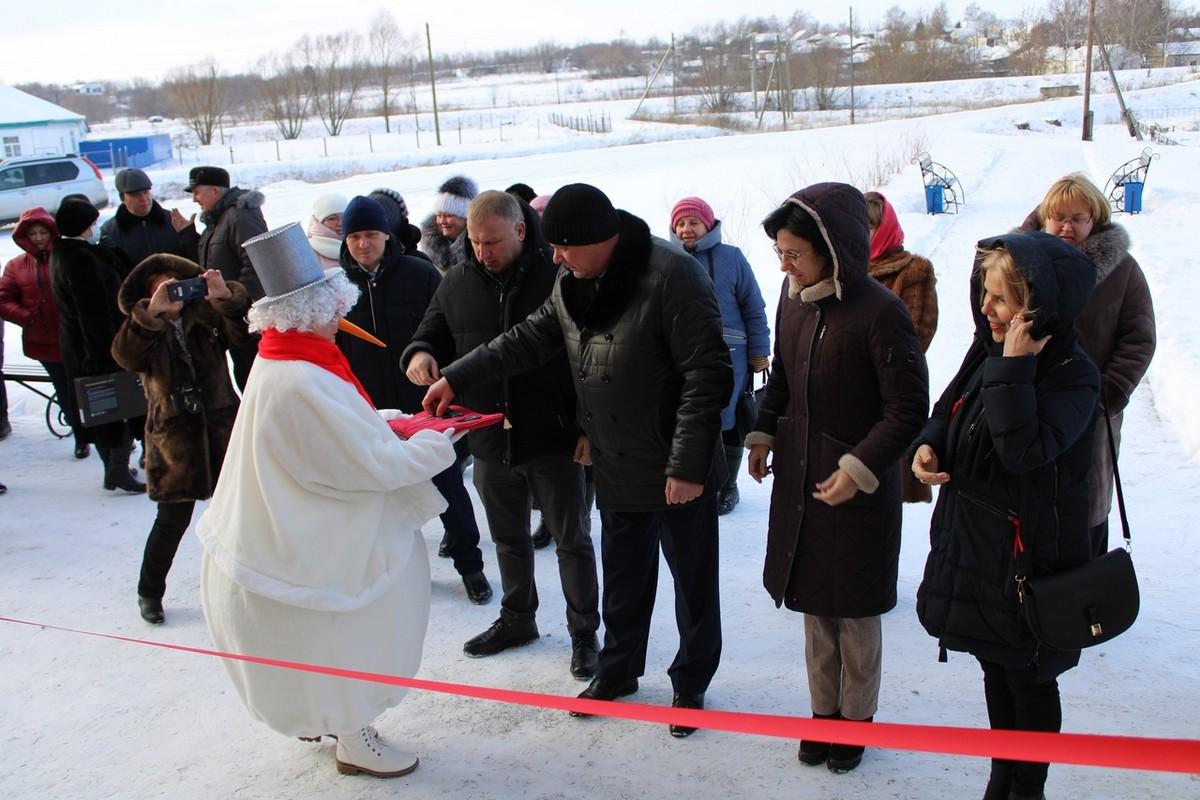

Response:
(1099, 0), (1169, 62)
(369, 11), (414, 133)
(1046, 0), (1088, 71)
(302, 32), (366, 136)
(257, 45), (311, 139)
(684, 22), (752, 113)
(164, 60), (230, 145)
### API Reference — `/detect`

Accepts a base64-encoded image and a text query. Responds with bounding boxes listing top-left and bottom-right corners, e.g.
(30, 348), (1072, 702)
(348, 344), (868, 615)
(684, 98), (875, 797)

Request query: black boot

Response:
(531, 521), (553, 550)
(103, 441), (146, 494)
(73, 434), (90, 459)
(982, 761), (1013, 800)
(717, 445), (742, 515)
(798, 711), (840, 765)
(827, 715), (872, 773)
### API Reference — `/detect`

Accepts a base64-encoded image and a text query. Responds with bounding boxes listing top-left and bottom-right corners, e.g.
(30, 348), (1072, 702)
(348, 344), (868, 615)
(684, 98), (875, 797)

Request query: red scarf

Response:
(869, 192), (905, 261)
(258, 328), (375, 409)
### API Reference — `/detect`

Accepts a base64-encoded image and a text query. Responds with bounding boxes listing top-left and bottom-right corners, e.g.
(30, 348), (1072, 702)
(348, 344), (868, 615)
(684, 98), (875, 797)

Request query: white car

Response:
(0, 153), (109, 225)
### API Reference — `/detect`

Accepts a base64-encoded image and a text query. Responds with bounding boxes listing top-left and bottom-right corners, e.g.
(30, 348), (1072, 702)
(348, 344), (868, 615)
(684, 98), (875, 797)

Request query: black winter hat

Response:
(342, 195), (391, 237)
(368, 188), (410, 233)
(184, 165), (231, 192)
(55, 194), (100, 237)
(505, 182), (537, 203)
(541, 183), (620, 246)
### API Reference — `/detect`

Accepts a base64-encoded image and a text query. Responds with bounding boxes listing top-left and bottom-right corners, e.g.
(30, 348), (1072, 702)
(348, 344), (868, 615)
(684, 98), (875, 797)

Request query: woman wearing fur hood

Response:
(306, 192), (347, 269)
(1018, 173), (1156, 556)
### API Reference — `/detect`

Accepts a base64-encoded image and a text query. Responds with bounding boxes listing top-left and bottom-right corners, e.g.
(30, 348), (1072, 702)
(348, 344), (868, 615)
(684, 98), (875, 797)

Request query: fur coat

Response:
(418, 213), (466, 274)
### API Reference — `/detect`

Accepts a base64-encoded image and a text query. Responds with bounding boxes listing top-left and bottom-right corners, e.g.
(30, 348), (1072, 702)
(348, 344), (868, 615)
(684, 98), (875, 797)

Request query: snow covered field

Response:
(2, 73), (1199, 799)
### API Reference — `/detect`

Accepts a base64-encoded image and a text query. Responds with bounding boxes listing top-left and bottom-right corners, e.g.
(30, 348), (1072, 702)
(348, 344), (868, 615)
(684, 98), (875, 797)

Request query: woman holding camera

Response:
(112, 254), (250, 624)
(912, 232), (1099, 800)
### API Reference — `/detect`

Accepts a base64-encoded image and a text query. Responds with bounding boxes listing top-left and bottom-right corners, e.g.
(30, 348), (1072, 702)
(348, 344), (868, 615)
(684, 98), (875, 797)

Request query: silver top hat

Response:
(244, 222), (340, 306)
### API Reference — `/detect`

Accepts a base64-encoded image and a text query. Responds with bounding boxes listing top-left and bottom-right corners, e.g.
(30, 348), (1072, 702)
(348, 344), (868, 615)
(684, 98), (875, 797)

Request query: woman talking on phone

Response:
(912, 231), (1099, 800)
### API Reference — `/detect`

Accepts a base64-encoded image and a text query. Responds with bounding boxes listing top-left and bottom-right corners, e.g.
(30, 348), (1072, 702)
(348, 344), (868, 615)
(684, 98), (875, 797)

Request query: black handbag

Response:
(1016, 408), (1139, 650)
(735, 369), (768, 439)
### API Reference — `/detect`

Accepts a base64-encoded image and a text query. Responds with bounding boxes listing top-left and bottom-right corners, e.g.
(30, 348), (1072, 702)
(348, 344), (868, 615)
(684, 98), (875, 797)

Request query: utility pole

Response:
(849, 7), (856, 125)
(1081, 0), (1096, 141)
(426, 23), (442, 146)
(750, 34), (758, 116)
(671, 33), (677, 114)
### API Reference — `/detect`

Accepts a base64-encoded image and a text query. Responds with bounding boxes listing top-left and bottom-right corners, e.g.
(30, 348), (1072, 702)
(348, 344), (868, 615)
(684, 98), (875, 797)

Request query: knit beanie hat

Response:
(55, 194), (100, 237)
(312, 192), (348, 222)
(433, 175), (478, 219)
(542, 184), (620, 246)
(341, 196), (391, 237)
(670, 196), (715, 232)
(368, 188), (410, 233)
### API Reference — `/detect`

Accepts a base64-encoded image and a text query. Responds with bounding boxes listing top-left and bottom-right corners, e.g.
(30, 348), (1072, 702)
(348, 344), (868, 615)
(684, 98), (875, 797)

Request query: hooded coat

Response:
(337, 240), (442, 412)
(750, 183), (929, 616)
(401, 200), (580, 465)
(0, 207), (63, 361)
(442, 210), (732, 512)
(179, 187), (268, 300)
(671, 220), (771, 430)
(99, 200), (186, 267)
(1018, 211), (1155, 528)
(868, 193), (939, 503)
(111, 254), (250, 503)
(914, 231), (1100, 675)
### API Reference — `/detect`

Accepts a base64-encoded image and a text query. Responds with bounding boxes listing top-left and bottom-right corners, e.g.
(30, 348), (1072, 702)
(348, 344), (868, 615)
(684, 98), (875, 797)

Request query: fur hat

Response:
(183, 166), (230, 192)
(433, 175), (478, 219)
(342, 195), (391, 237)
(505, 182), (537, 203)
(312, 192), (348, 223)
(670, 196), (715, 232)
(541, 184), (620, 246)
(368, 188), (410, 233)
(55, 194), (99, 237)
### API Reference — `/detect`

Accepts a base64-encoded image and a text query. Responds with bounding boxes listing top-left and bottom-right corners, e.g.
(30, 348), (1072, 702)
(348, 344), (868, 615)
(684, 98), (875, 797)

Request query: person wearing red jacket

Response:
(0, 206), (88, 457)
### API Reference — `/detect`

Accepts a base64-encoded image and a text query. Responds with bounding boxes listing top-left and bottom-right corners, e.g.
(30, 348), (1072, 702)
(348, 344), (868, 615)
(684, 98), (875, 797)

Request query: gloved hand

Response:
(749, 355), (770, 373)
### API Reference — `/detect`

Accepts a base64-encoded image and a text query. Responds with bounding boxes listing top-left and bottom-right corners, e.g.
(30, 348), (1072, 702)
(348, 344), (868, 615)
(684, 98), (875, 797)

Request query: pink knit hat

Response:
(670, 196), (715, 231)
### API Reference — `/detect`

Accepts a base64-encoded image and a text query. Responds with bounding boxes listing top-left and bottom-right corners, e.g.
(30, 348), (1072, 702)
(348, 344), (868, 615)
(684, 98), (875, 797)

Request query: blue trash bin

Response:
(1123, 182), (1144, 214)
(925, 184), (945, 214)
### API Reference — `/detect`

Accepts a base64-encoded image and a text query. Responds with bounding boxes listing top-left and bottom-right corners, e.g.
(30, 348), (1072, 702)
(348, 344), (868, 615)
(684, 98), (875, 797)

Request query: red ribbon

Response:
(2, 615), (1197, 774)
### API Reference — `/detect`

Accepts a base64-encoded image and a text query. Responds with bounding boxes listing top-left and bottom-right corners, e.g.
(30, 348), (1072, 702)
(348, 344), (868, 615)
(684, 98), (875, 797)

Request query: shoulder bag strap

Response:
(1104, 405), (1132, 550)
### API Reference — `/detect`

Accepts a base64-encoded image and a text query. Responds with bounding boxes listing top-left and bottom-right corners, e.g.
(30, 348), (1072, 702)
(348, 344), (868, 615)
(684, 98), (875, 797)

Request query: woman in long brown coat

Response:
(865, 191), (938, 503)
(746, 184), (928, 773)
(1019, 173), (1155, 556)
(112, 253), (250, 624)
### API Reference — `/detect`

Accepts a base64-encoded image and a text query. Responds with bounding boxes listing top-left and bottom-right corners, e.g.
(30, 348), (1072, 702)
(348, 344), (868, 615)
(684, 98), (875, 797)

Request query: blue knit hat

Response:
(342, 196), (390, 236)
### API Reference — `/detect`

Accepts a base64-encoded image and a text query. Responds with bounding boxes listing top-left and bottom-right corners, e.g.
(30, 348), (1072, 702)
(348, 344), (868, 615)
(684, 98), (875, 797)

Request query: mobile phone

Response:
(167, 277), (209, 303)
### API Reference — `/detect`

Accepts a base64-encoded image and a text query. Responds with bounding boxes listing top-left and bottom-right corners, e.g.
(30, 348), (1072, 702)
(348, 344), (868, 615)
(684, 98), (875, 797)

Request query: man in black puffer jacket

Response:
(100, 169), (186, 267)
(337, 195), (492, 607)
(402, 191), (600, 680)
(423, 184), (732, 737)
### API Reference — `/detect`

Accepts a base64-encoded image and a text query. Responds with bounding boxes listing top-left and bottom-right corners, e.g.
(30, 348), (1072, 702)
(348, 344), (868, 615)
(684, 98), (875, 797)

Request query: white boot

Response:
(335, 726), (419, 778)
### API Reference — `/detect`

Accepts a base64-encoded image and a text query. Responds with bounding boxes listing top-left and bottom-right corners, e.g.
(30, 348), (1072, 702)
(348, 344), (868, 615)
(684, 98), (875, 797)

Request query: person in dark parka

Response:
(112, 254), (250, 624)
(912, 232), (1099, 800)
(402, 191), (600, 680)
(50, 195), (145, 493)
(337, 195), (492, 606)
(422, 184), (732, 738)
(99, 168), (186, 267)
(746, 184), (929, 773)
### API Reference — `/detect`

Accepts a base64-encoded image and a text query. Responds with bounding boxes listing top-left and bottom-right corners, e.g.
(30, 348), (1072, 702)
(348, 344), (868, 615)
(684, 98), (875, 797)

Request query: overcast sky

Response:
(2, 1), (984, 85)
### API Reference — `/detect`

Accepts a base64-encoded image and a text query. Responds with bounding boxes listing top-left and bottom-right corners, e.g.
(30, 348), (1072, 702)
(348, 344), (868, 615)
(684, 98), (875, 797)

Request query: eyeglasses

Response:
(772, 244), (811, 264)
(1048, 213), (1092, 226)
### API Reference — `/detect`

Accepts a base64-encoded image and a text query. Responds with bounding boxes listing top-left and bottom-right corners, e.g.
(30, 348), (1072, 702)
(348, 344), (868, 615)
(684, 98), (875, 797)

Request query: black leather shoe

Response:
(798, 711), (841, 765)
(570, 677), (638, 717)
(0, 418), (11, 440)
(104, 468), (146, 493)
(74, 440), (90, 459)
(531, 522), (553, 550)
(463, 618), (539, 657)
(437, 531), (451, 558)
(717, 486), (740, 515)
(569, 633), (598, 680)
(138, 596), (165, 624)
(669, 691), (704, 738)
(0, 482), (7, 495)
(462, 572), (493, 604)
(826, 715), (871, 773)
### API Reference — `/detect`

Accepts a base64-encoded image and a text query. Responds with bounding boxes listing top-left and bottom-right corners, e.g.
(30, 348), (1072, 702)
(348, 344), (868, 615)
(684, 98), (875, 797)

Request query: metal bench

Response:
(1, 363), (70, 439)
(916, 153), (964, 214)
(1103, 148), (1157, 214)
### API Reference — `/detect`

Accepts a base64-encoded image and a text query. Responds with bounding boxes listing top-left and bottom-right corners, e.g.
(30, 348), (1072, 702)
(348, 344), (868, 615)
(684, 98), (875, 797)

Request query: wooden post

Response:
(1081, 0), (1097, 141)
(426, 23), (442, 146)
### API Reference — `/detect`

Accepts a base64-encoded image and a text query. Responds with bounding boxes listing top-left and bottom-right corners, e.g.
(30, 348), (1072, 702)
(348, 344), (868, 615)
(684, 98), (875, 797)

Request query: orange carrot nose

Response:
(337, 317), (386, 348)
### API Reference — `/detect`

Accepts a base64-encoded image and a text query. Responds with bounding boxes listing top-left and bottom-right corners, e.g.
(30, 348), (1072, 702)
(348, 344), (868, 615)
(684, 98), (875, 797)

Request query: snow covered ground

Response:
(2, 74), (1199, 799)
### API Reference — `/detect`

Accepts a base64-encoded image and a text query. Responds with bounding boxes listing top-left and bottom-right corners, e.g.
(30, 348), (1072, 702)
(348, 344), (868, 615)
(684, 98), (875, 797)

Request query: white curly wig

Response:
(248, 270), (360, 334)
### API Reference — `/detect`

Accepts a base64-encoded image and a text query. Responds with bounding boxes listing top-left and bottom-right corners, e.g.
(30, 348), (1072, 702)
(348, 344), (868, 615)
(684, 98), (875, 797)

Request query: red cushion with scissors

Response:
(388, 405), (505, 439)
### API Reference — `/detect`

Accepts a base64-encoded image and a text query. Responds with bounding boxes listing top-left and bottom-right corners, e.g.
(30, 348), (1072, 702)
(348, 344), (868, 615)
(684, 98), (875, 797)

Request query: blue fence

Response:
(80, 134), (172, 170)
